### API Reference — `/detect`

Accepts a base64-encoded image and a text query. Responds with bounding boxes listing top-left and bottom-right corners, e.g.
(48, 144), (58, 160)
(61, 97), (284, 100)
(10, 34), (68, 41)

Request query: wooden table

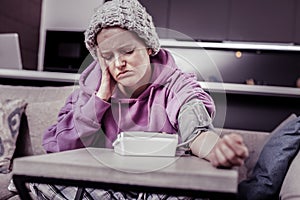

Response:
(12, 148), (238, 200)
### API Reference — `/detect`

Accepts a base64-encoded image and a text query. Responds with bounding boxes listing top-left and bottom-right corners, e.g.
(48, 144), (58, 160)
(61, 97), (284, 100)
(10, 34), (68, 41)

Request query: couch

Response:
(0, 84), (77, 199)
(0, 83), (299, 200)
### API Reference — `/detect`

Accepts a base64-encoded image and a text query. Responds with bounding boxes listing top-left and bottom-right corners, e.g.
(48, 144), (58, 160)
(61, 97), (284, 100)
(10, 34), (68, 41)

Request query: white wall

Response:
(38, 0), (103, 70)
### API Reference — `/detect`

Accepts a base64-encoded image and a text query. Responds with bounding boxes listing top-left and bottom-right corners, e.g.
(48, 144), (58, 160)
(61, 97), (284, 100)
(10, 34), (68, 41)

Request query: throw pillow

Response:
(0, 99), (27, 173)
(238, 114), (300, 200)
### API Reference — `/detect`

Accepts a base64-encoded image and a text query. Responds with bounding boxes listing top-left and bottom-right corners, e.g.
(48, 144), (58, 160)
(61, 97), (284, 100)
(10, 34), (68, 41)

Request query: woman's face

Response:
(96, 27), (152, 95)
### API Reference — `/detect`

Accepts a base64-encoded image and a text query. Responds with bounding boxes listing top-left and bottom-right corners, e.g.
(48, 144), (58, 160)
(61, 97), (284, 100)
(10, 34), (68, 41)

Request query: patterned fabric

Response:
(0, 99), (27, 173)
(30, 183), (204, 200)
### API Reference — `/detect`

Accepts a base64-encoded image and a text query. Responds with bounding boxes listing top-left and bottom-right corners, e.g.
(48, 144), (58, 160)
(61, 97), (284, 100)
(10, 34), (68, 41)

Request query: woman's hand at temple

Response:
(96, 48), (116, 101)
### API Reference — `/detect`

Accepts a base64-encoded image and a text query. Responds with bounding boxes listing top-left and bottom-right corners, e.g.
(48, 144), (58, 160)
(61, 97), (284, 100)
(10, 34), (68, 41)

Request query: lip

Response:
(117, 70), (131, 78)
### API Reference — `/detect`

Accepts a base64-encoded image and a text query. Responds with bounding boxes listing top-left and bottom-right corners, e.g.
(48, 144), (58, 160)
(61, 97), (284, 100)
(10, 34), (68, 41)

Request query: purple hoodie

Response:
(42, 49), (215, 152)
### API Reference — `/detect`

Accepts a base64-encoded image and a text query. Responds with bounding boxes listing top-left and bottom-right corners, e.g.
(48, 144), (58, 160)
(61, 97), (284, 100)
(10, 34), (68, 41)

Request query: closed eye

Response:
(125, 50), (134, 54)
(101, 54), (113, 61)
(120, 48), (134, 55)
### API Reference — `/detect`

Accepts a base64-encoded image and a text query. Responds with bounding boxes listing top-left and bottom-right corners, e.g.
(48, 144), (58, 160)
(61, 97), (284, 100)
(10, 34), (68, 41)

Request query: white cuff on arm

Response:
(177, 99), (212, 143)
(177, 99), (220, 158)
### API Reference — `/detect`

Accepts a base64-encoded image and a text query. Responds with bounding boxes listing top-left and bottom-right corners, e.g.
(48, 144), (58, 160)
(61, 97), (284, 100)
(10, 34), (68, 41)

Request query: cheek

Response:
(133, 52), (150, 69)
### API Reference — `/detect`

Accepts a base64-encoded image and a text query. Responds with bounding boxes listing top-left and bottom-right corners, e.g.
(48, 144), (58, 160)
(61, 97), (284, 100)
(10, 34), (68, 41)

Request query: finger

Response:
(101, 67), (111, 82)
(223, 134), (249, 158)
(230, 157), (245, 166)
(214, 146), (232, 167)
(96, 48), (107, 70)
(218, 139), (247, 166)
(208, 151), (219, 167)
(96, 47), (101, 61)
(218, 140), (235, 161)
(96, 48), (113, 81)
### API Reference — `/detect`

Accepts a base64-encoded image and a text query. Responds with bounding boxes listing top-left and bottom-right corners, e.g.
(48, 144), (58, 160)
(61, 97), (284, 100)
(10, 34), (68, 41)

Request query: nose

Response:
(114, 54), (125, 68)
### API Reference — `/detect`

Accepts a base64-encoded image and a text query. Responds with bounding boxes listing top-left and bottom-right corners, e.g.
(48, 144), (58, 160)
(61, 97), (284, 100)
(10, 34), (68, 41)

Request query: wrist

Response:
(95, 91), (110, 102)
(190, 130), (219, 159)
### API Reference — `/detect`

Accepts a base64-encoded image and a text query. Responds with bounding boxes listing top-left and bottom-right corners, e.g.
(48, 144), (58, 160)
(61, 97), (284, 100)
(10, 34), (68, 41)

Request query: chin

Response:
(119, 77), (141, 86)
(119, 80), (138, 88)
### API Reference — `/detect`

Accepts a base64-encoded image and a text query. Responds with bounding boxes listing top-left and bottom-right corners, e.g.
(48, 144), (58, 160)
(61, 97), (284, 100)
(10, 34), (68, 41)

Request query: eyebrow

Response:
(99, 44), (134, 54)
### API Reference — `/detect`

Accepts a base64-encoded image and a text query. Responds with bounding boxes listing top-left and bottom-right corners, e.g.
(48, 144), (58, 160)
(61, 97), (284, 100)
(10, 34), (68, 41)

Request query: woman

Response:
(34, 0), (248, 199)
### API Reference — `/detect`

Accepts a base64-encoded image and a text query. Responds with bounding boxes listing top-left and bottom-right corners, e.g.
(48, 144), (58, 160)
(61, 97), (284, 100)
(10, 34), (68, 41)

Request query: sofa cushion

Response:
(238, 114), (300, 200)
(0, 85), (77, 103)
(0, 99), (27, 173)
(280, 147), (300, 200)
(25, 100), (67, 155)
(0, 84), (78, 156)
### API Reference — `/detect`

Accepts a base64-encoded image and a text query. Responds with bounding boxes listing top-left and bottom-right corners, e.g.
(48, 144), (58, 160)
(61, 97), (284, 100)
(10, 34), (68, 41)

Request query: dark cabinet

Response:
(140, 0), (299, 44)
(139, 0), (169, 38)
(168, 0), (230, 41)
(0, 0), (42, 70)
(228, 0), (296, 43)
(295, 1), (300, 44)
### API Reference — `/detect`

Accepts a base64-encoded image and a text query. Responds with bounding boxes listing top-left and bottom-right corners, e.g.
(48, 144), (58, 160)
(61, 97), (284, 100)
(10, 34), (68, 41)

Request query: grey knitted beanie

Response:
(84, 0), (161, 60)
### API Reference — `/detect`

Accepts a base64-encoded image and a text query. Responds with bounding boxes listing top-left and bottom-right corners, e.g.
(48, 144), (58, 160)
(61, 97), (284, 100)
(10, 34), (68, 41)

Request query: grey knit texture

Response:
(84, 0), (161, 60)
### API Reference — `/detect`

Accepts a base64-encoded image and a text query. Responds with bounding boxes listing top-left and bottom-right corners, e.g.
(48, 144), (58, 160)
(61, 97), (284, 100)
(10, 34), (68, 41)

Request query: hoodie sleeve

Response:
(166, 71), (216, 130)
(42, 88), (111, 153)
(177, 98), (213, 143)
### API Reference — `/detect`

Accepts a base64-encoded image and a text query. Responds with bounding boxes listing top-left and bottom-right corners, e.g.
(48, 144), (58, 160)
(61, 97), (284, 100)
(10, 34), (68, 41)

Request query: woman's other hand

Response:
(190, 131), (249, 168)
(207, 133), (249, 168)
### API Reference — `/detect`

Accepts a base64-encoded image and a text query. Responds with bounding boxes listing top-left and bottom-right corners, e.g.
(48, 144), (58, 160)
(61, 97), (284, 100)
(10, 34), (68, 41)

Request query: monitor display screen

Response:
(0, 33), (23, 70)
(43, 30), (90, 73)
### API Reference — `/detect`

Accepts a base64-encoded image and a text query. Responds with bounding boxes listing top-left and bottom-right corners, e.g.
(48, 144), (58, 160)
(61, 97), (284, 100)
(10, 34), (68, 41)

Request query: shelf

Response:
(199, 82), (300, 98)
(0, 69), (80, 83)
(160, 39), (300, 52)
(0, 69), (299, 98)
